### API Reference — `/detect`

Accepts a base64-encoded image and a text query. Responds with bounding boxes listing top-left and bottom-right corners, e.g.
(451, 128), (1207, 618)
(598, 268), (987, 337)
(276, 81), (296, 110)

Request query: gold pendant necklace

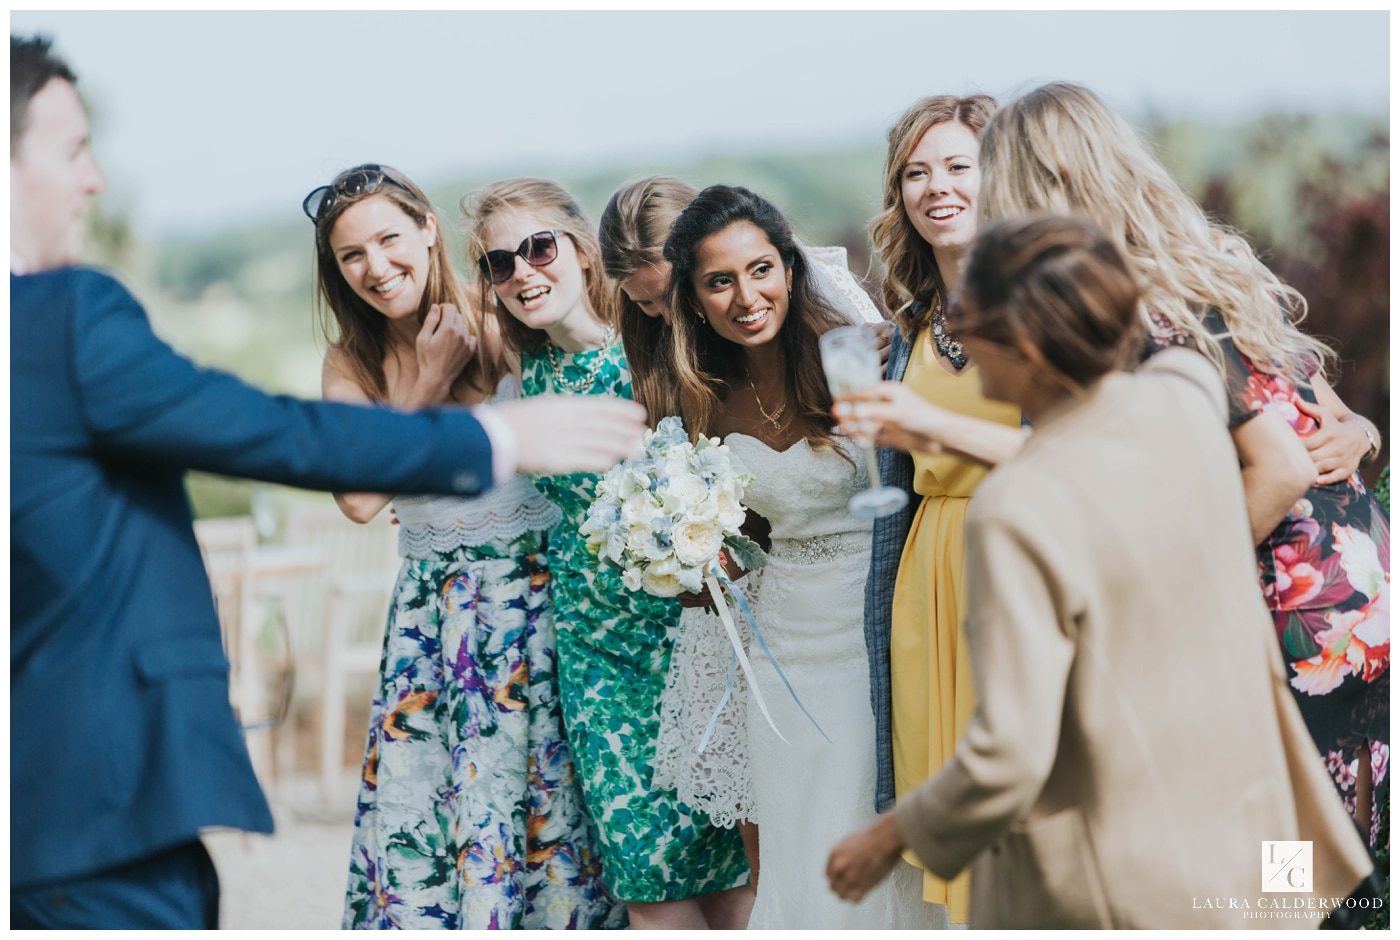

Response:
(744, 365), (788, 431)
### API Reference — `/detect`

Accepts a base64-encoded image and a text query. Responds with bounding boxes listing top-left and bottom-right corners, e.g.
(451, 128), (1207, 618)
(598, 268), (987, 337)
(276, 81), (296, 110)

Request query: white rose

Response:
(662, 455), (692, 482)
(626, 522), (655, 557)
(715, 490), (746, 531)
(621, 566), (644, 593)
(641, 568), (684, 597)
(670, 471), (709, 504)
(686, 492), (720, 523)
(619, 492), (655, 526)
(618, 467), (649, 498)
(676, 564), (705, 594)
(671, 518), (724, 568)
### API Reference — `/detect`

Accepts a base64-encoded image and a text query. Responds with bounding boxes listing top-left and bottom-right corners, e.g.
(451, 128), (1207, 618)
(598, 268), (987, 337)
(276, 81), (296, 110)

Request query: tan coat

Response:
(892, 349), (1372, 929)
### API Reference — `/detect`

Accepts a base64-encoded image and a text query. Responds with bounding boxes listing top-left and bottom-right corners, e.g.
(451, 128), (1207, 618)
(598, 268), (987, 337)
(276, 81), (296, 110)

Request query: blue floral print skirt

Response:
(343, 533), (624, 929)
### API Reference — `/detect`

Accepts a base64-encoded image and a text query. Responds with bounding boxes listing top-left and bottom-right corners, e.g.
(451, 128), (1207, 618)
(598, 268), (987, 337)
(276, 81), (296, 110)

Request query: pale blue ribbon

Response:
(695, 567), (831, 753)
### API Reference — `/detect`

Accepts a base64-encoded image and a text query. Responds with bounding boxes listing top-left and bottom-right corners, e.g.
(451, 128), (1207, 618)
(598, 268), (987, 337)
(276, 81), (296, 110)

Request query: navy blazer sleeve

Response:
(66, 268), (494, 495)
(10, 267), (500, 890)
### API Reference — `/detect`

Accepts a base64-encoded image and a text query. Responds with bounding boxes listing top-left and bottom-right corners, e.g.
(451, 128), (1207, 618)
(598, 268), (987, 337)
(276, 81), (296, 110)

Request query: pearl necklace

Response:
(547, 324), (617, 394)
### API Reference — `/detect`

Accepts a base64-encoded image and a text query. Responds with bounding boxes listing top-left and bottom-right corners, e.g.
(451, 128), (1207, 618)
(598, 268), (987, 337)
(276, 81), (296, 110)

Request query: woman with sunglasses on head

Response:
(599, 177), (885, 883)
(306, 165), (618, 929)
(976, 83), (1389, 848)
(662, 184), (943, 929)
(463, 178), (750, 930)
(860, 95), (1028, 926)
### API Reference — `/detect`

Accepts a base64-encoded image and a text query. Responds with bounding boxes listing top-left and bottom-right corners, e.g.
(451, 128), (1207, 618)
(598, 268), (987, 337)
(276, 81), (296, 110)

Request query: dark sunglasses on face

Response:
(477, 230), (565, 285)
(302, 164), (411, 222)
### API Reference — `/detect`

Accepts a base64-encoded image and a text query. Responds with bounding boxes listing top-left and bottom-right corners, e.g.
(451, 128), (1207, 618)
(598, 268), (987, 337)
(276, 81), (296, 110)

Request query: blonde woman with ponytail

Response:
(978, 82), (1389, 847)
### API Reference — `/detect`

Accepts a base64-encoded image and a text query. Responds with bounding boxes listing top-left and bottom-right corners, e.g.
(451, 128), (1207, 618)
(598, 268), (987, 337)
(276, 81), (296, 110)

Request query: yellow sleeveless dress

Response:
(890, 329), (1021, 923)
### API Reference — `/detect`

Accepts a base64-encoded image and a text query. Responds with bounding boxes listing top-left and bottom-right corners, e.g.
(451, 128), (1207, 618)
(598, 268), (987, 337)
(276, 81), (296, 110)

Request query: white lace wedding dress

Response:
(735, 435), (944, 929)
(653, 247), (887, 831)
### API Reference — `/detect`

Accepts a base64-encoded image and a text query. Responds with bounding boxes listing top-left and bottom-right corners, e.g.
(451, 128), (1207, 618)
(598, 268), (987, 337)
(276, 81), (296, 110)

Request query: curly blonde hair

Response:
(869, 94), (997, 336)
(978, 82), (1334, 382)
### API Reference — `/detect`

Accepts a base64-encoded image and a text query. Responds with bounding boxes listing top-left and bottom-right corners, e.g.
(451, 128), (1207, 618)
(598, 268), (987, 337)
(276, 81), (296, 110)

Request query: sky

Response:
(9, 10), (1390, 241)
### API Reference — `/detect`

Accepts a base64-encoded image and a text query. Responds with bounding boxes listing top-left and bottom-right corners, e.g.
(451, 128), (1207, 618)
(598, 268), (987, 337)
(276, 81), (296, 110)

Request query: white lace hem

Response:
(653, 573), (761, 828)
(395, 476), (560, 558)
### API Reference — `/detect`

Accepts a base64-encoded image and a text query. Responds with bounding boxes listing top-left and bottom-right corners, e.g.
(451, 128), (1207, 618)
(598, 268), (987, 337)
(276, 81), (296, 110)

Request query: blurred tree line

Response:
(85, 113), (1389, 516)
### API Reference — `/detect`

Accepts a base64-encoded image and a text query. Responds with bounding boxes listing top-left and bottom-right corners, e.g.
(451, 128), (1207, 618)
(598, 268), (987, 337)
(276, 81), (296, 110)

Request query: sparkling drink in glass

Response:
(818, 325), (909, 519)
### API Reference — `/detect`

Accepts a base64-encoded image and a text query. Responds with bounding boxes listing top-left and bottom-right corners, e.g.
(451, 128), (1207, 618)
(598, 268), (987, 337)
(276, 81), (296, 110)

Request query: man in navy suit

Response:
(10, 35), (646, 929)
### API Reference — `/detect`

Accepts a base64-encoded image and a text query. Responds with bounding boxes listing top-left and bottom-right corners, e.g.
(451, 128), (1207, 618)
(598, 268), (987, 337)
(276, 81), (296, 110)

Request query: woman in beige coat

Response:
(825, 214), (1373, 928)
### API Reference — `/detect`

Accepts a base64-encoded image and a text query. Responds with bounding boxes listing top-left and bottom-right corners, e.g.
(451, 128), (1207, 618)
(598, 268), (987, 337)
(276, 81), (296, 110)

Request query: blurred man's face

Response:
(10, 78), (105, 271)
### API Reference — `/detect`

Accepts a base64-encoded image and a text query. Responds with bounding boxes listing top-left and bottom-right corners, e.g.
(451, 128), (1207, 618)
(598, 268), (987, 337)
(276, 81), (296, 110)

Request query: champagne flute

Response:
(818, 325), (909, 519)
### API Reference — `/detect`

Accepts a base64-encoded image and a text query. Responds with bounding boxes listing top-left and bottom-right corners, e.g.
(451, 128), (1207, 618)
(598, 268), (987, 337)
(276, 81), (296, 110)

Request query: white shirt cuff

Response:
(471, 403), (518, 484)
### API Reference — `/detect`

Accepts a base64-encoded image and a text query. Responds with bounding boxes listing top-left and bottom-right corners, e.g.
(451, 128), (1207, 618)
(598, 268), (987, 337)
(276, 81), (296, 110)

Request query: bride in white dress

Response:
(657, 184), (945, 929)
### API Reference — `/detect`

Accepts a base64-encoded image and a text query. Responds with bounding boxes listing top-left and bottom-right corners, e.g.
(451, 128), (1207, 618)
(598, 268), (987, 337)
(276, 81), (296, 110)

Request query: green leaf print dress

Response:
(521, 339), (749, 903)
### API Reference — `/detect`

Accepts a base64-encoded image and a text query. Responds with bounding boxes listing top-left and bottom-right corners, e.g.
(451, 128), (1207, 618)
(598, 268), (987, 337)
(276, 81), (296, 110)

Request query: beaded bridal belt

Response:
(766, 531), (869, 564)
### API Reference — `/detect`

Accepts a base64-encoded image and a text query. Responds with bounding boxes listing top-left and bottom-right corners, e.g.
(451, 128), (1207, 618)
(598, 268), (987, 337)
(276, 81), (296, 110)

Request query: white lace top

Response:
(392, 376), (561, 558)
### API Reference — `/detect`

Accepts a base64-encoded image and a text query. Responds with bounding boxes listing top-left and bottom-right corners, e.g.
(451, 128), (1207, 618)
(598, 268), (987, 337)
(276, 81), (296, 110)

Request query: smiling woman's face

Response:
(690, 220), (793, 350)
(900, 120), (982, 260)
(482, 209), (592, 333)
(330, 194), (437, 321)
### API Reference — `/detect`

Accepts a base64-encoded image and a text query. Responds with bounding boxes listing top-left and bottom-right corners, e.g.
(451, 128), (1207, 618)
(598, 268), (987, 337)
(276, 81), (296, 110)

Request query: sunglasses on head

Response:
(477, 230), (565, 285)
(302, 164), (411, 222)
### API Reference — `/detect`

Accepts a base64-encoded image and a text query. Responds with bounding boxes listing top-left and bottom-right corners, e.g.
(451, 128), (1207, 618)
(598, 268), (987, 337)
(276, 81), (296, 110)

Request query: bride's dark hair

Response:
(663, 185), (849, 451)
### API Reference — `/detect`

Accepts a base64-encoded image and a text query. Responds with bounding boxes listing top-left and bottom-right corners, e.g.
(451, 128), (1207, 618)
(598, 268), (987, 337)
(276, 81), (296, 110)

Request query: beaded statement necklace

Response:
(546, 324), (617, 394)
(930, 297), (967, 370)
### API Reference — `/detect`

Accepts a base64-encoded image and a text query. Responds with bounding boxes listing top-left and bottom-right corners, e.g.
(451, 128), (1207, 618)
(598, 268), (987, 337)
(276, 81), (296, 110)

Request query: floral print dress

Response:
(521, 339), (749, 903)
(1150, 312), (1390, 845)
(343, 474), (624, 929)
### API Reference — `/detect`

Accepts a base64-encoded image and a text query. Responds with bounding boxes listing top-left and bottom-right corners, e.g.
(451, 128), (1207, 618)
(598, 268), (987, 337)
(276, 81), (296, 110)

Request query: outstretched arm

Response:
(71, 271), (646, 491)
(836, 381), (1027, 469)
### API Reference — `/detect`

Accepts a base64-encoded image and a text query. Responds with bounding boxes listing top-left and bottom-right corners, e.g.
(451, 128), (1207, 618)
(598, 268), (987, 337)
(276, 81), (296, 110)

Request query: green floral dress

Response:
(521, 340), (749, 903)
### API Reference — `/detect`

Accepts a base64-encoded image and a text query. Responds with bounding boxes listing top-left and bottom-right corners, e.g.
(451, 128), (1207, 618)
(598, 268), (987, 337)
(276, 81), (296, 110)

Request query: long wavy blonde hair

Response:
(460, 177), (615, 355)
(598, 176), (697, 420)
(869, 94), (997, 336)
(978, 82), (1333, 381)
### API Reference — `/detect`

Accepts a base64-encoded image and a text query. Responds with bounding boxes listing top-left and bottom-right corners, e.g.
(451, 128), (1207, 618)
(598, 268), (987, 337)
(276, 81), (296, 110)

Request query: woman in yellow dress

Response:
(861, 95), (1027, 924)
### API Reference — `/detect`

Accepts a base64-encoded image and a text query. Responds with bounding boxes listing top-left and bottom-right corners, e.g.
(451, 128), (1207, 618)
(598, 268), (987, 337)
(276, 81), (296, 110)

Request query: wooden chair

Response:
(280, 503), (401, 803)
(193, 516), (273, 782)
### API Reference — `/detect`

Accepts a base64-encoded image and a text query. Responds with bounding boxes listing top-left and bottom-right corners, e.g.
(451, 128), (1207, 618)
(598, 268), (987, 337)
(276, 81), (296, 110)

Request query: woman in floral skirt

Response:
(305, 164), (618, 928)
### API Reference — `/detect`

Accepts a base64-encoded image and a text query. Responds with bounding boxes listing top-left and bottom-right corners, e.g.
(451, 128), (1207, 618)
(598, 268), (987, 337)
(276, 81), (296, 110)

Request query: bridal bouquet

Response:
(582, 416), (826, 746)
(581, 415), (765, 597)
